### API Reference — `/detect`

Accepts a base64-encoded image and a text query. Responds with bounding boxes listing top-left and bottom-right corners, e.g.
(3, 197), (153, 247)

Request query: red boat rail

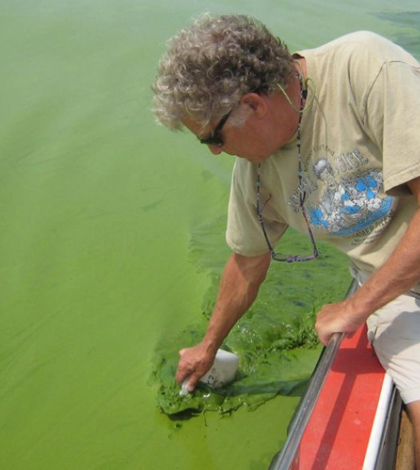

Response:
(269, 280), (401, 470)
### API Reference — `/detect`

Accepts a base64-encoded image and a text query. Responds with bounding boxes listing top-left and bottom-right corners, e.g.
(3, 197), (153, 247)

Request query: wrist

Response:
(346, 289), (375, 324)
(201, 333), (222, 357)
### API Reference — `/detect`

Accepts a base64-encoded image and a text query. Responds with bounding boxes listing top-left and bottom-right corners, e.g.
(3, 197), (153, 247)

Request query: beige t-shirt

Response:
(226, 31), (420, 290)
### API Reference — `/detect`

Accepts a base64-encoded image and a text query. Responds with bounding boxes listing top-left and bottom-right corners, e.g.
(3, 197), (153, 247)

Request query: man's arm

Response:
(316, 175), (420, 345)
(176, 251), (271, 391)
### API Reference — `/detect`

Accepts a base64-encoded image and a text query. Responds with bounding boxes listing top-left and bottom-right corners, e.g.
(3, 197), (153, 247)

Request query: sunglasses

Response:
(199, 110), (232, 147)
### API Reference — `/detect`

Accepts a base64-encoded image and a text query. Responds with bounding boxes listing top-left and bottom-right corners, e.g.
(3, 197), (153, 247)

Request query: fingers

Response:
(183, 373), (200, 392)
(317, 331), (330, 346)
(315, 301), (361, 346)
(315, 318), (336, 345)
(177, 352), (205, 390)
(175, 345), (215, 392)
(175, 349), (189, 384)
(315, 324), (331, 346)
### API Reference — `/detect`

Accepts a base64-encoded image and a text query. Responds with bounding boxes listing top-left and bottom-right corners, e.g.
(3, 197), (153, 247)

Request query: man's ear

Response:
(240, 93), (268, 117)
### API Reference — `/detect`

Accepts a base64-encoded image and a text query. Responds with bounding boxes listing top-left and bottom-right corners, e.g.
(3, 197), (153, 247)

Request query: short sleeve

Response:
(364, 61), (420, 196)
(226, 160), (288, 256)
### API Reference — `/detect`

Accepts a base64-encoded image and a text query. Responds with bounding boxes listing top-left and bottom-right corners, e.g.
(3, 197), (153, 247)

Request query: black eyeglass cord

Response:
(256, 73), (319, 262)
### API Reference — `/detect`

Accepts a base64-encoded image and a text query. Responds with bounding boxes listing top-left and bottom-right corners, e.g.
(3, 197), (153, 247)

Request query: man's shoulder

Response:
(304, 31), (410, 64)
(300, 30), (418, 86)
(324, 31), (388, 47)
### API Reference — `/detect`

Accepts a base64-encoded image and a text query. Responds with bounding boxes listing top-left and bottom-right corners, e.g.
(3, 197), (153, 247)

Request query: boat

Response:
(268, 280), (415, 470)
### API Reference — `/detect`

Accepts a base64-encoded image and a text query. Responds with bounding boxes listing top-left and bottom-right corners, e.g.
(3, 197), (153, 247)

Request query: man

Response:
(152, 13), (420, 465)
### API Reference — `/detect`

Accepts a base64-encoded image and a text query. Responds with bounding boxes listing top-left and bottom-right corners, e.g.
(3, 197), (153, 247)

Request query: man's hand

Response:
(315, 298), (366, 345)
(175, 343), (216, 392)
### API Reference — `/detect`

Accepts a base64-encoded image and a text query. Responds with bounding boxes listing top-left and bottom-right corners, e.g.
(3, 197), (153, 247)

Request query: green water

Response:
(1, 1), (420, 469)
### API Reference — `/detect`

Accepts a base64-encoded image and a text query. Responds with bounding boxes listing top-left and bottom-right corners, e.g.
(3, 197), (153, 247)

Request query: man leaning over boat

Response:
(152, 13), (420, 467)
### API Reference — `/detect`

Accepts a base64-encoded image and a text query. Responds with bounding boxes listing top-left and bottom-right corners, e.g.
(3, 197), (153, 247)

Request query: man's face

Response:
(183, 91), (300, 163)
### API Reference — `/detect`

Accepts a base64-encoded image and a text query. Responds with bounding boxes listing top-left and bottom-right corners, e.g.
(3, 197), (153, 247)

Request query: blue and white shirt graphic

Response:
(307, 158), (394, 237)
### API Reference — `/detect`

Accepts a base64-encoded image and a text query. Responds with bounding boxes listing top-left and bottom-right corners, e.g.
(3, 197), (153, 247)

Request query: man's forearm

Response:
(350, 177), (420, 321)
(350, 208), (420, 318)
(176, 251), (271, 388)
(201, 251), (271, 354)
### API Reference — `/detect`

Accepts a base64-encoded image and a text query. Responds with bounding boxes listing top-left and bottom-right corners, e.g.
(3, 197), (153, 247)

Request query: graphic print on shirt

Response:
(308, 157), (394, 237)
(288, 148), (398, 246)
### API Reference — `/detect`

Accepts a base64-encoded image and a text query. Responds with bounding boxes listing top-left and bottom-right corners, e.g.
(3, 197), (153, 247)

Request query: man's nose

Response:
(208, 145), (223, 155)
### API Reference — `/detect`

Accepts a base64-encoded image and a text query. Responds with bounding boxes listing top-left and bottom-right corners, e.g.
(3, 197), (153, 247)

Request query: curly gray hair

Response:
(152, 13), (295, 131)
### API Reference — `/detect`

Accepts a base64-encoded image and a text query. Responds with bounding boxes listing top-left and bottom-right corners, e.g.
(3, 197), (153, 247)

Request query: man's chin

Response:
(241, 154), (270, 163)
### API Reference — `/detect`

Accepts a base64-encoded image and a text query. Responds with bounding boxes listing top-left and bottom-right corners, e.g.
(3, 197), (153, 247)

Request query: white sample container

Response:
(199, 349), (239, 388)
(180, 349), (239, 396)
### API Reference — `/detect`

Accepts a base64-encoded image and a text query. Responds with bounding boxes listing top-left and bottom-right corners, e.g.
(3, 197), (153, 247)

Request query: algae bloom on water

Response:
(153, 314), (321, 417)
(152, 223), (350, 418)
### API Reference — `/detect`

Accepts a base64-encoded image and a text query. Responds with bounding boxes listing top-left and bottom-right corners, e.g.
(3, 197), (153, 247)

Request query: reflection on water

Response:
(1, 1), (419, 469)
